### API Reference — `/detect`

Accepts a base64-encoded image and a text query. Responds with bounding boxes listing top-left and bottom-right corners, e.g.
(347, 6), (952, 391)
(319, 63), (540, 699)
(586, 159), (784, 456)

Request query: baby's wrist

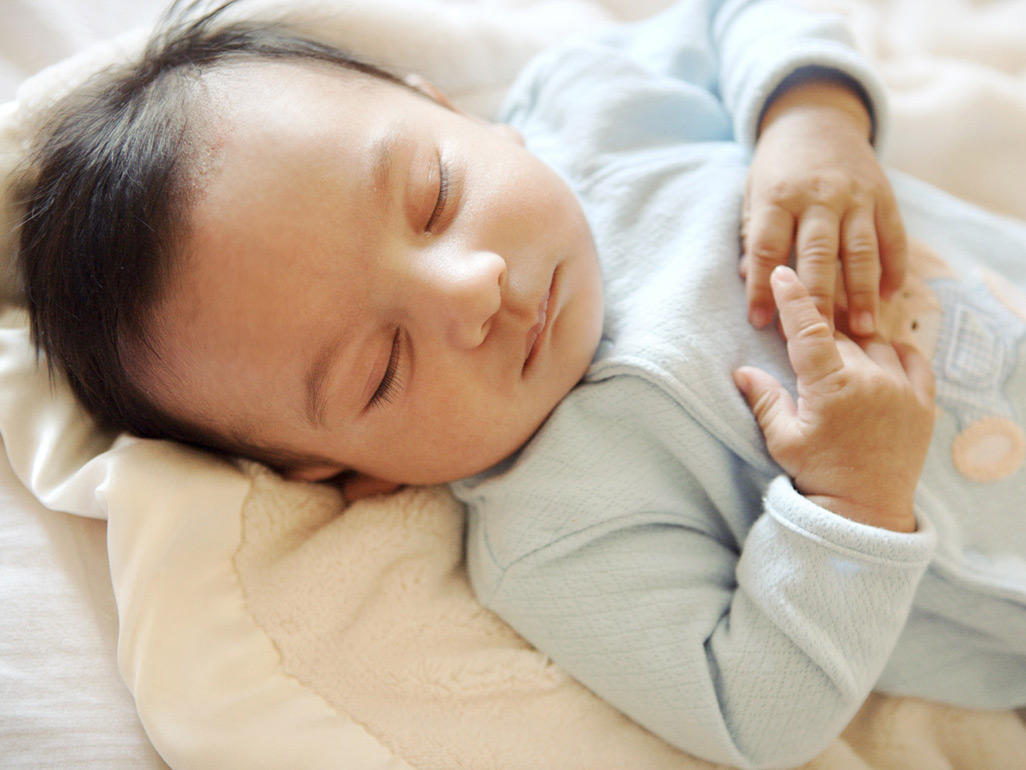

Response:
(805, 493), (918, 533)
(758, 75), (872, 142)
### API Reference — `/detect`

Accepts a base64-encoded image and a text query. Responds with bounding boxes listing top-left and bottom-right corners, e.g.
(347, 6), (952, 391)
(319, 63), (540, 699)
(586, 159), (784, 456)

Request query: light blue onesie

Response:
(450, 1), (1026, 767)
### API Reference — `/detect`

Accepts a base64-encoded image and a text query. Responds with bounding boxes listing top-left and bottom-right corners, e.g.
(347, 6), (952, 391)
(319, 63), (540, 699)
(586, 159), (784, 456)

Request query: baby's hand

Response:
(734, 267), (934, 532)
(741, 77), (907, 336)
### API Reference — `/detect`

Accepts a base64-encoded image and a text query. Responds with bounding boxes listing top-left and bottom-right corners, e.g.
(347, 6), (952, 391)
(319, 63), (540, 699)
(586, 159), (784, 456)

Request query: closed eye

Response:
(368, 327), (403, 409)
(425, 151), (449, 232)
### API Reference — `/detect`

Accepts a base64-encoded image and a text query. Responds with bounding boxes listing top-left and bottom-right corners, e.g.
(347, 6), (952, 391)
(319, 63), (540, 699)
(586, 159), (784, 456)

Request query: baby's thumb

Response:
(733, 366), (796, 442)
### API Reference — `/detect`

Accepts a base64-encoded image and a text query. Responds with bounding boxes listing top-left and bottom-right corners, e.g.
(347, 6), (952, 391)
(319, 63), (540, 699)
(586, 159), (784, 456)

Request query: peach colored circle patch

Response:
(979, 266), (1026, 322)
(951, 417), (1025, 482)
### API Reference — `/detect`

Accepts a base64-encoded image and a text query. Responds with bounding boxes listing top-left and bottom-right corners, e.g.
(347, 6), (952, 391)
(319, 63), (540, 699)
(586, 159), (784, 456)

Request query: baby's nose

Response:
(418, 250), (505, 349)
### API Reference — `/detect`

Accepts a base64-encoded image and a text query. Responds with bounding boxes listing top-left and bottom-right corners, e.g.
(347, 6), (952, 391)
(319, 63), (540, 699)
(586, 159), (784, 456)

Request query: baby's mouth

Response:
(523, 266), (557, 373)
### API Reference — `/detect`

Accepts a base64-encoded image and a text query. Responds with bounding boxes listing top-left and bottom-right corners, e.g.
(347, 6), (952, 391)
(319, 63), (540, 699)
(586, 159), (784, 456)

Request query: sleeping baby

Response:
(15, 0), (1026, 766)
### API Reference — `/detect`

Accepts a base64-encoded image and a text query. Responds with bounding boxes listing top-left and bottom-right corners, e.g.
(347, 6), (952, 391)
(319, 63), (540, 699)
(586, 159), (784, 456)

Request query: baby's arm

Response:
(742, 73), (908, 336)
(734, 266), (934, 531)
(468, 370), (939, 766)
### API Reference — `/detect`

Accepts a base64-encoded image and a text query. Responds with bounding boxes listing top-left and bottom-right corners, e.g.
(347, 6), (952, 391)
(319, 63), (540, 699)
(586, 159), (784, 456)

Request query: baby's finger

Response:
(733, 365), (799, 467)
(772, 266), (844, 384)
(893, 341), (936, 406)
(744, 204), (795, 328)
(840, 207), (881, 336)
(875, 193), (908, 300)
(855, 334), (903, 373)
(794, 205), (841, 326)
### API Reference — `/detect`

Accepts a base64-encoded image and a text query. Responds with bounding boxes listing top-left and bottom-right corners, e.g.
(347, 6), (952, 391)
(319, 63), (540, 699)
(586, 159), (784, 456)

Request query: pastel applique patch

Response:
(944, 305), (1004, 389)
(951, 417), (1025, 482)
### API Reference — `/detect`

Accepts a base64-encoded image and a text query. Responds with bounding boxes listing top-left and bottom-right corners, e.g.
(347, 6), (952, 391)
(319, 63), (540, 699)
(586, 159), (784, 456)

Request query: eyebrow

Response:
(370, 129), (403, 208)
(305, 336), (341, 427)
(303, 130), (403, 427)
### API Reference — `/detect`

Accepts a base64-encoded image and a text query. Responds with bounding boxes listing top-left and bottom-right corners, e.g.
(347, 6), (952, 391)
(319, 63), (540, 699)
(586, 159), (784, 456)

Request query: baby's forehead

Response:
(178, 57), (420, 257)
(183, 58), (391, 182)
(196, 55), (394, 116)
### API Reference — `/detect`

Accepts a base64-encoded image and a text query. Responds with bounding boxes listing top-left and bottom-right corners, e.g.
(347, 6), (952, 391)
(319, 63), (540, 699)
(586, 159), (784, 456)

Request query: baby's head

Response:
(17, 0), (604, 490)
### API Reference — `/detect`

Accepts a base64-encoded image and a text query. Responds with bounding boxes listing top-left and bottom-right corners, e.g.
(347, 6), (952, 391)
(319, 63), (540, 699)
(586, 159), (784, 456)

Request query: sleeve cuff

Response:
(763, 475), (937, 566)
(729, 39), (891, 153)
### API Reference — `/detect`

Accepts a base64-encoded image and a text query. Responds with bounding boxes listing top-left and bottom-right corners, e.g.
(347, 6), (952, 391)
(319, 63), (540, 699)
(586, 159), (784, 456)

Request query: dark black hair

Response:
(16, 0), (406, 470)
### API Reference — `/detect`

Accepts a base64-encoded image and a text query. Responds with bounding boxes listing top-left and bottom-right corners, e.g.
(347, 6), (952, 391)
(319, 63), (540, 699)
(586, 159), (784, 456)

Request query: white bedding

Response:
(2, 1), (1025, 768)
(1, 4), (170, 767)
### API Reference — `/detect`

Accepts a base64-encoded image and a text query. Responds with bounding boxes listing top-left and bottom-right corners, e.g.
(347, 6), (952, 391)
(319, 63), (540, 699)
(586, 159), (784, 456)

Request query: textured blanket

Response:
(237, 470), (1026, 769)
(1, 0), (1024, 767)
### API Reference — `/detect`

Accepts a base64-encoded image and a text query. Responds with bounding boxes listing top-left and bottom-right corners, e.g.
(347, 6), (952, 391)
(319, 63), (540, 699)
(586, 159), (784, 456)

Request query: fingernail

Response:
(732, 369), (750, 395)
(749, 306), (774, 328)
(771, 265), (796, 285)
(854, 311), (875, 335)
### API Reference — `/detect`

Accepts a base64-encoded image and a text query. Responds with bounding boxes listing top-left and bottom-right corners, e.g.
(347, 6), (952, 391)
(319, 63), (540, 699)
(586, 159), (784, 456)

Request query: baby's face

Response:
(144, 61), (604, 485)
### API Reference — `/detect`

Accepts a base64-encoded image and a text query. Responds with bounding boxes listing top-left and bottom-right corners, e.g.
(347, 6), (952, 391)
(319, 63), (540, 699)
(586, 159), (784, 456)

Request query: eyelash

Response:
(368, 327), (403, 409)
(425, 153), (449, 232)
(368, 154), (449, 410)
